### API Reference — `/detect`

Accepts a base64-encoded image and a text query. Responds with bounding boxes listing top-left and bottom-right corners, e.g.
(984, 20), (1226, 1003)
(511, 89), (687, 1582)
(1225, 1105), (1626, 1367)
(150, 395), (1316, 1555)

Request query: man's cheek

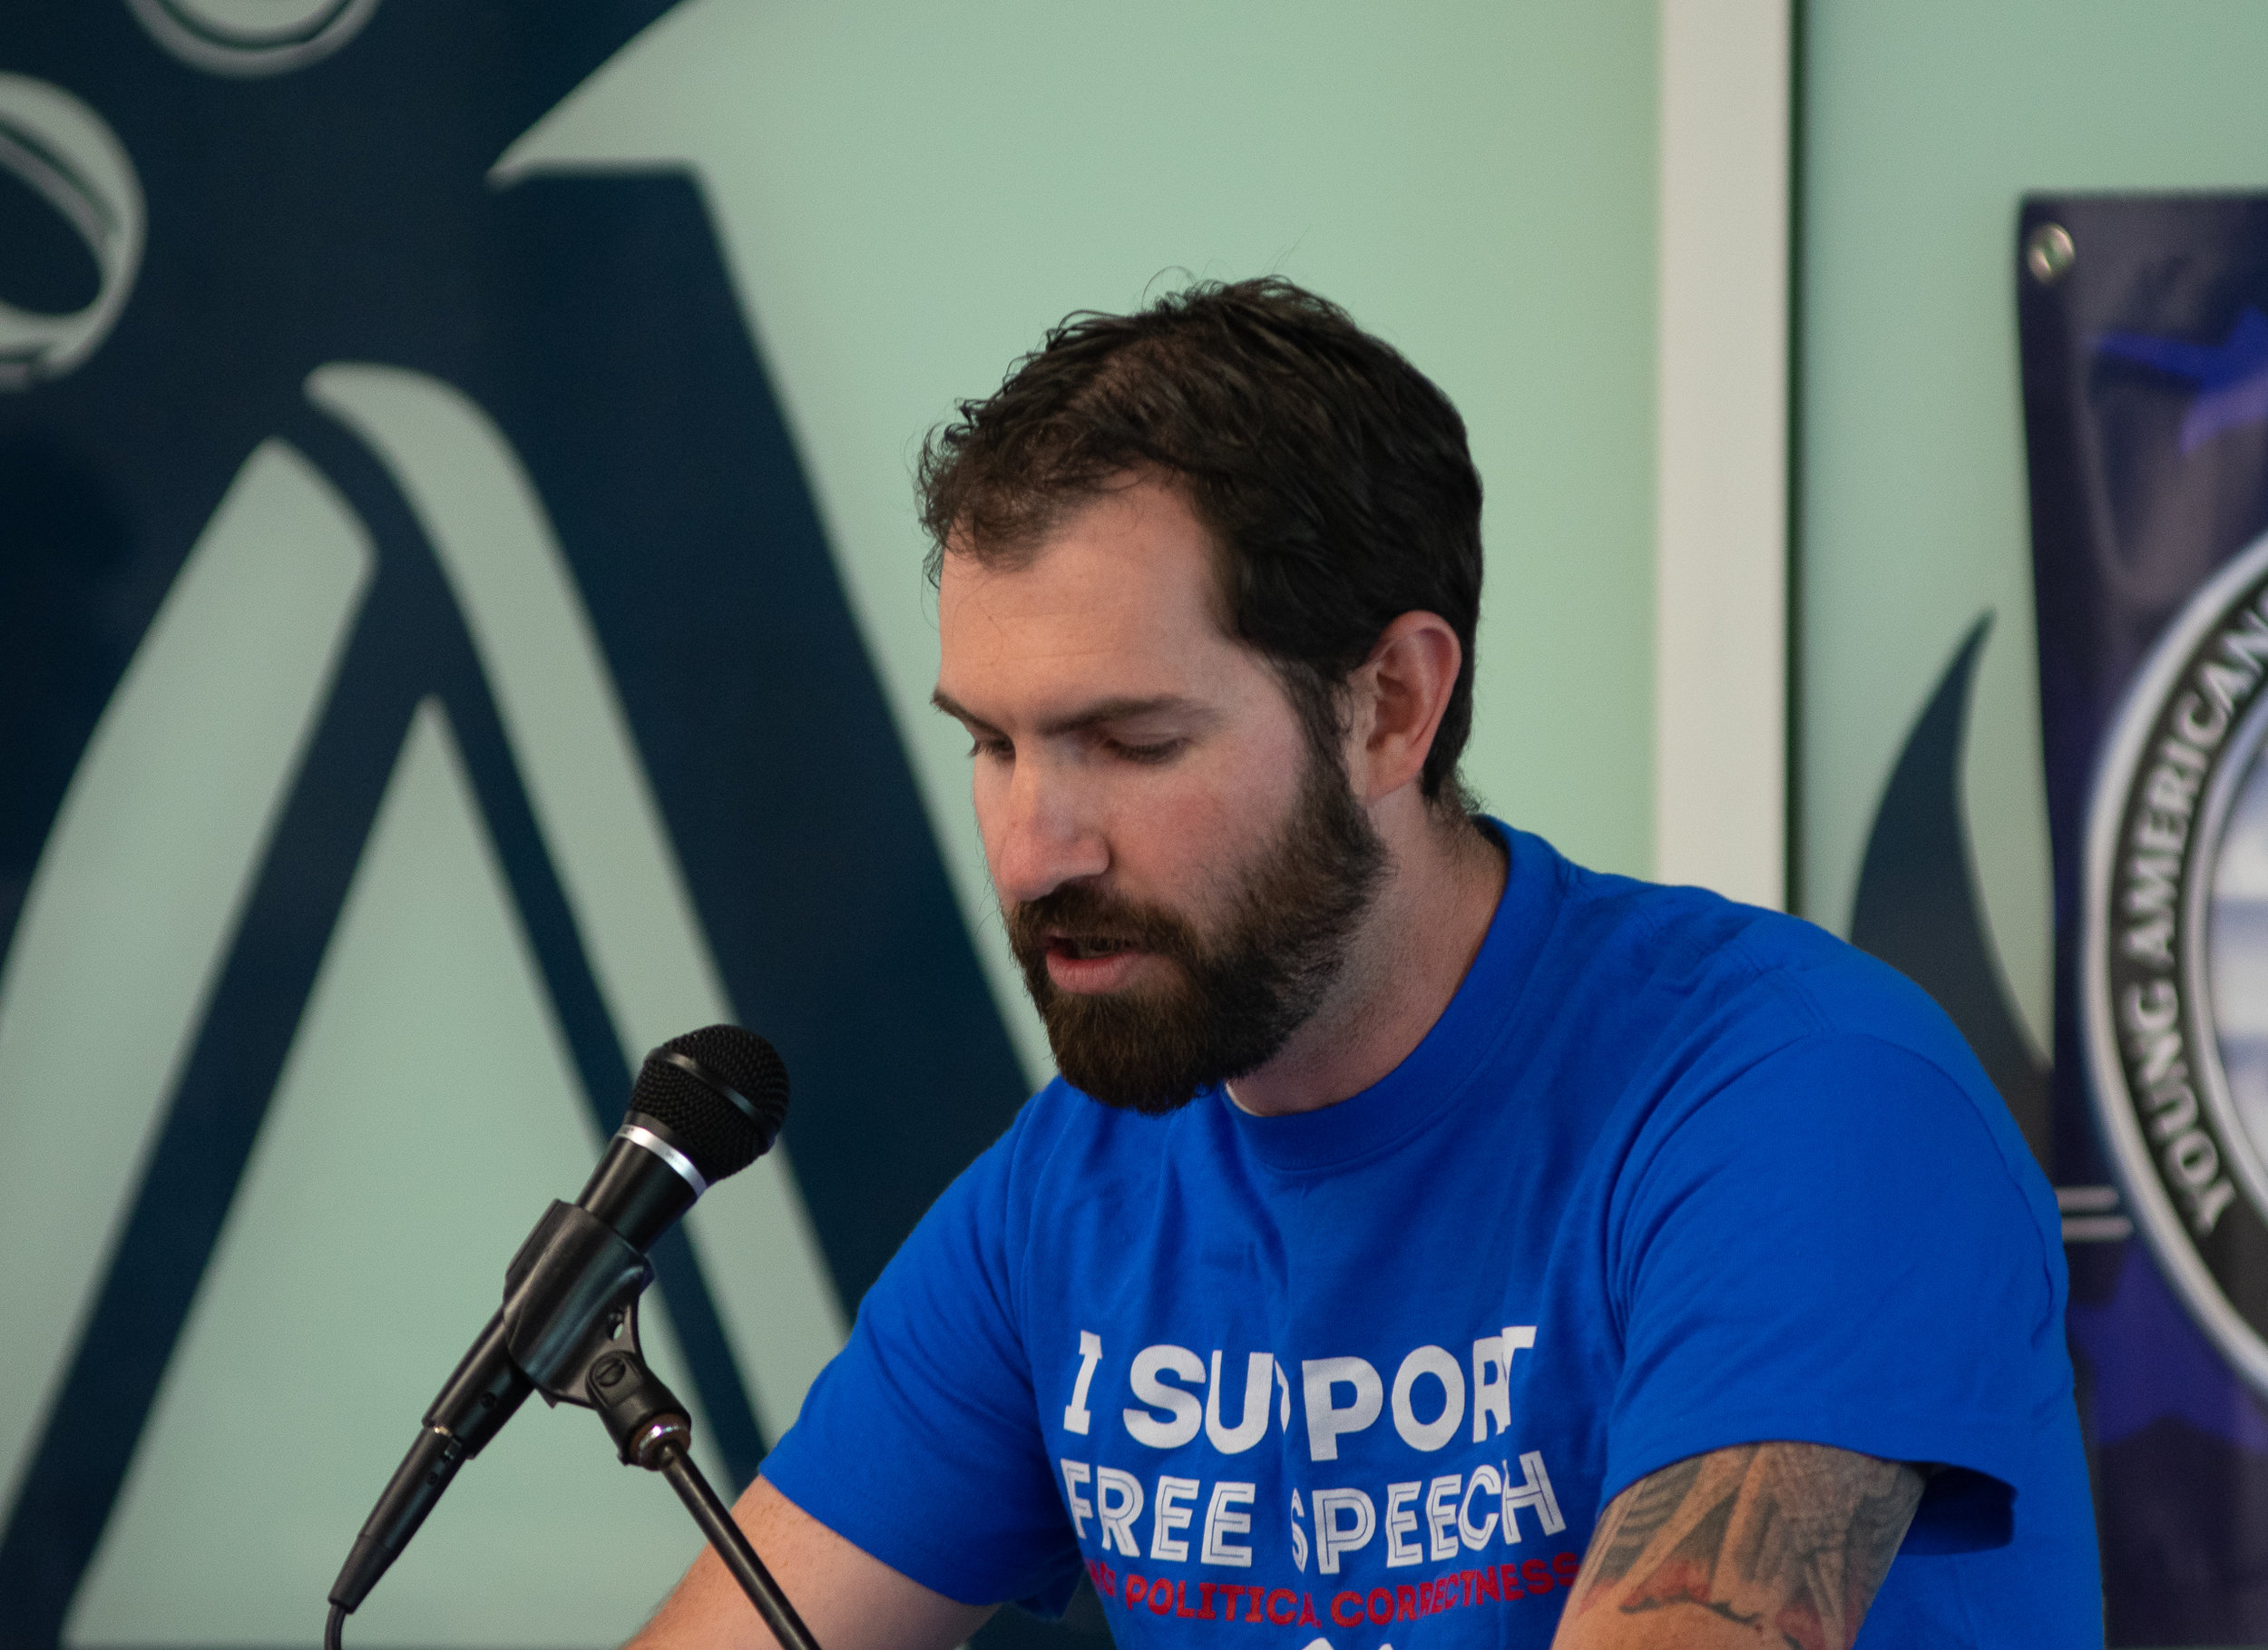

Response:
(972, 773), (1019, 877)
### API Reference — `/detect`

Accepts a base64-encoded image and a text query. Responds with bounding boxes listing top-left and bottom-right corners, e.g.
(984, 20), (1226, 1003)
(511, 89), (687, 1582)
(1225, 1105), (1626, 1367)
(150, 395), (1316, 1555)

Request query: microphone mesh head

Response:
(629, 1026), (789, 1185)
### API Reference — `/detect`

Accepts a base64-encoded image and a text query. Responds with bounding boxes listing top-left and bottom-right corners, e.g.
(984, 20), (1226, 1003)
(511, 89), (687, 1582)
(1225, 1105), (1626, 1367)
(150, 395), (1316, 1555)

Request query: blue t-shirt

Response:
(764, 827), (2099, 1647)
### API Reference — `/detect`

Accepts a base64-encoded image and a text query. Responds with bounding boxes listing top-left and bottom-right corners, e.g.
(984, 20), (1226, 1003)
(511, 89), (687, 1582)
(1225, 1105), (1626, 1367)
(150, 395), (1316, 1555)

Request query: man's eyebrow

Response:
(930, 688), (992, 729)
(929, 689), (1214, 738)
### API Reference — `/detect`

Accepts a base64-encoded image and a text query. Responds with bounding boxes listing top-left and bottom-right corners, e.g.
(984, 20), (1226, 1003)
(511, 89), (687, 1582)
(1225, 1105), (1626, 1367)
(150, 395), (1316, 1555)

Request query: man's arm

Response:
(1550, 1442), (1928, 1650)
(629, 1476), (996, 1650)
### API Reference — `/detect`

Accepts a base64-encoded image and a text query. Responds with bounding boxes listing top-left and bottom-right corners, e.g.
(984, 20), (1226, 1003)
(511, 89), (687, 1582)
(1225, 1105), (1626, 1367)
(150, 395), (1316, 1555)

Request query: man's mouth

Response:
(1054, 935), (1139, 961)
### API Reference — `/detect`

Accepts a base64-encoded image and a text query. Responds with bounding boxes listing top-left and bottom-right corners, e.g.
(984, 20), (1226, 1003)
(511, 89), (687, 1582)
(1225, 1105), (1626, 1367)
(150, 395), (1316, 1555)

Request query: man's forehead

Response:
(934, 482), (1246, 702)
(944, 481), (1221, 603)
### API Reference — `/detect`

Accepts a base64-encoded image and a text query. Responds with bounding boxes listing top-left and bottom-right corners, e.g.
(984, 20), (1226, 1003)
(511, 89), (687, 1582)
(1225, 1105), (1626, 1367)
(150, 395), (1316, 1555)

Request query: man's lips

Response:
(1043, 934), (1156, 991)
(1051, 933), (1136, 961)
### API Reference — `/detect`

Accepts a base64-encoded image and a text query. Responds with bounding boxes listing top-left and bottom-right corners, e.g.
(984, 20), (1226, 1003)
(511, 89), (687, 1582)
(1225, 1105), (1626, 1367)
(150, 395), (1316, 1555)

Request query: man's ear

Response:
(1344, 611), (1461, 802)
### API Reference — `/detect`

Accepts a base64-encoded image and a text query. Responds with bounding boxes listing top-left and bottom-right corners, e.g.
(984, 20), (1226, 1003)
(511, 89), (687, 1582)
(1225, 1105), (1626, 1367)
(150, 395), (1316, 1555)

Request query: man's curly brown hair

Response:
(917, 278), (1484, 810)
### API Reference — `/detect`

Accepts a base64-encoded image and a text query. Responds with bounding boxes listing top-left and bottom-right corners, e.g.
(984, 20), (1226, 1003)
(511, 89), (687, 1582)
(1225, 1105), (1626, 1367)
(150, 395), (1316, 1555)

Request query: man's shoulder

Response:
(1520, 835), (2048, 1232)
(1510, 829), (2000, 1108)
(1523, 836), (1920, 1020)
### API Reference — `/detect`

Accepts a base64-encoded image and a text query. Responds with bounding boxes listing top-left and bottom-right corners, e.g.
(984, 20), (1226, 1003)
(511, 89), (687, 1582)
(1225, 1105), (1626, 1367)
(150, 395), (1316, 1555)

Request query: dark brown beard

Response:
(1004, 745), (1389, 1114)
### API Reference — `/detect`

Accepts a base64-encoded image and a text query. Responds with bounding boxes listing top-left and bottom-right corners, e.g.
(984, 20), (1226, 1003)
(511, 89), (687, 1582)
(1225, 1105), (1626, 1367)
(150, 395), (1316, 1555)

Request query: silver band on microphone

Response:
(617, 1123), (708, 1197)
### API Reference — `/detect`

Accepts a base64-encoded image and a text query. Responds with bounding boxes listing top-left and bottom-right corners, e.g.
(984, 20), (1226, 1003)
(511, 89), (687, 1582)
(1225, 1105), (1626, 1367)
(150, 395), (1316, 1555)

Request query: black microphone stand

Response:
(583, 1341), (823, 1650)
(326, 1206), (820, 1650)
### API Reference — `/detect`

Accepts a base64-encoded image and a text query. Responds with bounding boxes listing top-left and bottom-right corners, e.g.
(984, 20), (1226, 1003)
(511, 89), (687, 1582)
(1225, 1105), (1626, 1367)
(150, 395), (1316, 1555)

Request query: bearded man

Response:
(635, 280), (2098, 1649)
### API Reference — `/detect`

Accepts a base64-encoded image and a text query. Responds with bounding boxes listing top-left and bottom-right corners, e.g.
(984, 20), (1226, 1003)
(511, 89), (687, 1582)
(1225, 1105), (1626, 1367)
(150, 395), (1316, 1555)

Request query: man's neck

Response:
(1227, 808), (1507, 1118)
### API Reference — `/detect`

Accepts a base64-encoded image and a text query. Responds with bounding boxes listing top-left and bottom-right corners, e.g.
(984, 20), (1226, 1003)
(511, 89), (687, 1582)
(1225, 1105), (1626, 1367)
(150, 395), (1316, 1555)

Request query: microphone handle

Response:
(329, 1313), (535, 1611)
(425, 1310), (539, 1446)
(329, 1427), (462, 1613)
(327, 1121), (696, 1616)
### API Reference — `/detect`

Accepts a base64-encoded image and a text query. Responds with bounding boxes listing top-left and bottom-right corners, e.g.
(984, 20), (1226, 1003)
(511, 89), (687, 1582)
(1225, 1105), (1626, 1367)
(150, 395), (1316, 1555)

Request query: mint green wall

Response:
(1800, 0), (2268, 1056)
(512, 0), (1661, 1081)
(7, 7), (1665, 1643)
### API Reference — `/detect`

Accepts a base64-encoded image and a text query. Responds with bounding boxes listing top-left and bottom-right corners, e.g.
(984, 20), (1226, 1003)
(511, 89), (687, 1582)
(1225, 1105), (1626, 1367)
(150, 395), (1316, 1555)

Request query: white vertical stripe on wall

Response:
(1653, 0), (1790, 907)
(0, 442), (372, 1527)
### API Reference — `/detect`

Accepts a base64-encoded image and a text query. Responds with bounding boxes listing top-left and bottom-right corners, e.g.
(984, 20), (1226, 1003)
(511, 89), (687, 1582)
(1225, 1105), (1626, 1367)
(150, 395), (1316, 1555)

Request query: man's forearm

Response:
(1549, 1443), (1927, 1650)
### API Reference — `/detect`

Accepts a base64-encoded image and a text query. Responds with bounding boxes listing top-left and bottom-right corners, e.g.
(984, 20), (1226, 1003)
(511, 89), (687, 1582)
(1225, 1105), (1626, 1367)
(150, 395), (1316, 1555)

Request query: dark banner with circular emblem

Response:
(2020, 194), (2268, 1645)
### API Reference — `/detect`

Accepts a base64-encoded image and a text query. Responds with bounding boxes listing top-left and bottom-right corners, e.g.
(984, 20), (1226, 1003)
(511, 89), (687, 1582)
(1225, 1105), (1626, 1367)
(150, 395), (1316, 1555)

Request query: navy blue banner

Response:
(2019, 194), (2268, 1645)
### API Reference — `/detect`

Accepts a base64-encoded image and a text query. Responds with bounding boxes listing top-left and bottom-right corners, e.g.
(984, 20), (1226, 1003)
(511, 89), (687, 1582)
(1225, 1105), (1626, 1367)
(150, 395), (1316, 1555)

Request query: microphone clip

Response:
(500, 1200), (654, 1407)
(495, 1200), (699, 1468)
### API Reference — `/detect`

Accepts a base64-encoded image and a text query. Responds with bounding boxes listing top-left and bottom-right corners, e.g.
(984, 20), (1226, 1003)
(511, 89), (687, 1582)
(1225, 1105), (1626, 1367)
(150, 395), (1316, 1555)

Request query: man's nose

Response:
(989, 763), (1109, 904)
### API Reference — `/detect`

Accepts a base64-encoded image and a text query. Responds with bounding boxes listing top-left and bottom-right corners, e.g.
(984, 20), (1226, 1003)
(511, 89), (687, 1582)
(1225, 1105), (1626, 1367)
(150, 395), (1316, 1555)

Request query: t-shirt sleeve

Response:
(1603, 1031), (2070, 1552)
(759, 1110), (1083, 1612)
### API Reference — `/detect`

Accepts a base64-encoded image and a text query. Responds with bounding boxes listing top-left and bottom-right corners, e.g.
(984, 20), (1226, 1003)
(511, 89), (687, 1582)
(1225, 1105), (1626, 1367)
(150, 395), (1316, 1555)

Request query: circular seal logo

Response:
(2087, 528), (2268, 1392)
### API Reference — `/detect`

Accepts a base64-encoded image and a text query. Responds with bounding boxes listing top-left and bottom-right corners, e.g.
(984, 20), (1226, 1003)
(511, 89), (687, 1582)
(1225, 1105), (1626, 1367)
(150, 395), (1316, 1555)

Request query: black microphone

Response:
(328, 1026), (789, 1616)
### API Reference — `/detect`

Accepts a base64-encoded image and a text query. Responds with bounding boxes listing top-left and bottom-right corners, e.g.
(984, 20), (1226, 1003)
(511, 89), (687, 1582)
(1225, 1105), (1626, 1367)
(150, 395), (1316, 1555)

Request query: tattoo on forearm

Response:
(1562, 1444), (1928, 1650)
(1584, 1455), (1703, 1584)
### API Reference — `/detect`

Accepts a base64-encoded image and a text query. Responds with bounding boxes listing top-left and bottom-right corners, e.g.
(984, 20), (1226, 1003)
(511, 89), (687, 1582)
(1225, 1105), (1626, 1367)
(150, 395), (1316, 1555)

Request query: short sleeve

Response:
(760, 1114), (1083, 1611)
(1603, 1032), (2069, 1552)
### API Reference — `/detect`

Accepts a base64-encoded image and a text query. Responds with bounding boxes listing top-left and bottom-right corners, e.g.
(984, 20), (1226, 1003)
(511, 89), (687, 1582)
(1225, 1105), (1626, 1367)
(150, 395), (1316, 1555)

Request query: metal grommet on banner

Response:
(2026, 220), (2076, 285)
